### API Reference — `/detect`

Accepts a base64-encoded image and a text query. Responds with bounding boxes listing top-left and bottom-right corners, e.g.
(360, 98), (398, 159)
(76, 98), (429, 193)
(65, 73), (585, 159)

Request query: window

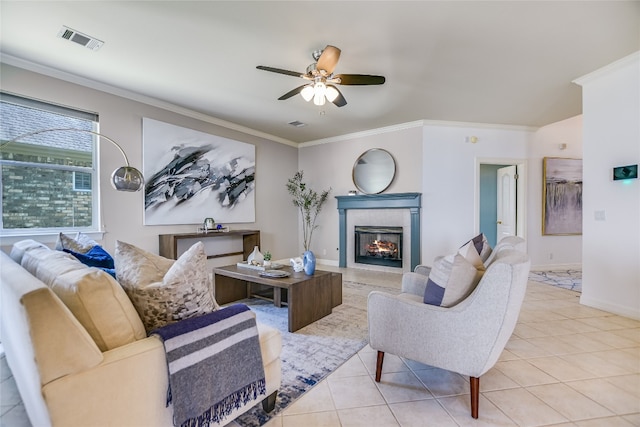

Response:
(0, 93), (99, 233)
(74, 171), (92, 191)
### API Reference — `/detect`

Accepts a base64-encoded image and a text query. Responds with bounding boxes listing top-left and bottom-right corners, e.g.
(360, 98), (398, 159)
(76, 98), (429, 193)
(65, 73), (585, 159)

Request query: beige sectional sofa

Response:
(0, 240), (282, 427)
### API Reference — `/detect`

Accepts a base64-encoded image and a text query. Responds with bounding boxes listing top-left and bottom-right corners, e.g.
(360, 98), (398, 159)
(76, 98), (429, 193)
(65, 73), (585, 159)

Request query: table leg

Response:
(273, 288), (282, 307)
(288, 274), (332, 332)
(214, 274), (249, 305)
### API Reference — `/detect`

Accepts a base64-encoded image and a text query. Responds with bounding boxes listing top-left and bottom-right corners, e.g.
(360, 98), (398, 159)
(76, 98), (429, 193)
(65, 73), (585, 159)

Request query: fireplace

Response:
(354, 226), (403, 268)
(336, 193), (421, 271)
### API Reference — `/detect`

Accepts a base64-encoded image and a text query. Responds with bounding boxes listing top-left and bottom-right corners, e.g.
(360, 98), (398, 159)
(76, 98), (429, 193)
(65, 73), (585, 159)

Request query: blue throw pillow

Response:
(64, 245), (115, 269)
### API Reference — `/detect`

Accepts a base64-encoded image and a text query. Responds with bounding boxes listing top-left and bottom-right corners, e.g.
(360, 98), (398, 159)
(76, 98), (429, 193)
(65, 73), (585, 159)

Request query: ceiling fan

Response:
(256, 45), (385, 107)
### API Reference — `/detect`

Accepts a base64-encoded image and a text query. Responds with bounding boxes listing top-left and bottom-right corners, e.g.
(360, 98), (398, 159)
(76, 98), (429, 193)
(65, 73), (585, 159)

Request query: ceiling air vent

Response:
(288, 121), (307, 128)
(57, 26), (104, 51)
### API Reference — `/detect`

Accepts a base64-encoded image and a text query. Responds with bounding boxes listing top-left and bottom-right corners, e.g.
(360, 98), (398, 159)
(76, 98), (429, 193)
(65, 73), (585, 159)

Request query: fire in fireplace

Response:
(354, 226), (403, 268)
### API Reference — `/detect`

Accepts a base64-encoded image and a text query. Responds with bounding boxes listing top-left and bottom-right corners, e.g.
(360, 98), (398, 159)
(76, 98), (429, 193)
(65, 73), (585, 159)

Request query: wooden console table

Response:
(158, 230), (260, 260)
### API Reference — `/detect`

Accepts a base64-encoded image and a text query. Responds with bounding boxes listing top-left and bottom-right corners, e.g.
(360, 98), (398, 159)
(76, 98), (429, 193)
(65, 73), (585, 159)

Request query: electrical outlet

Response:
(322, 249), (327, 256)
(549, 253), (554, 260)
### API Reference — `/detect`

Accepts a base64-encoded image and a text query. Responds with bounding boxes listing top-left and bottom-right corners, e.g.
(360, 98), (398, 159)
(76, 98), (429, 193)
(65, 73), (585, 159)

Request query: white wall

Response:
(0, 63), (300, 260)
(575, 52), (640, 319)
(421, 124), (530, 264)
(528, 116), (583, 269)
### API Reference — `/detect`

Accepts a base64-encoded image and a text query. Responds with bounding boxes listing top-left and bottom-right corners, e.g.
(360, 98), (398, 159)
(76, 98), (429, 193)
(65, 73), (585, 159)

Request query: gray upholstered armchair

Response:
(367, 242), (530, 419)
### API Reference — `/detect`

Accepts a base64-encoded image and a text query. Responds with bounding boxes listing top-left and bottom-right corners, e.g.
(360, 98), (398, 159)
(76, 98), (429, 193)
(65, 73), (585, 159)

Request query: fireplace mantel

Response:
(336, 192), (421, 270)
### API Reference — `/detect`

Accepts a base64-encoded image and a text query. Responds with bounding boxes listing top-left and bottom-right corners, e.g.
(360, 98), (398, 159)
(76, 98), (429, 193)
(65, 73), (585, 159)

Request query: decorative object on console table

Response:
(204, 217), (215, 231)
(286, 170), (331, 252)
(263, 251), (272, 268)
(303, 250), (316, 275)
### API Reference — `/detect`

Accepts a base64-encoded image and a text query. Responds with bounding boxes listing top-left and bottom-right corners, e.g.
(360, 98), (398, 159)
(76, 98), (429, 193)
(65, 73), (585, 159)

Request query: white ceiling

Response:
(1, 1), (638, 144)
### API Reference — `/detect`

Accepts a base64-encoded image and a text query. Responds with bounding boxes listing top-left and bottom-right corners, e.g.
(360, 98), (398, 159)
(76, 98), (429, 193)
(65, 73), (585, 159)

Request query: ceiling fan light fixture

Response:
(257, 44), (386, 108)
(325, 85), (340, 102)
(301, 85), (314, 102)
(313, 82), (327, 106)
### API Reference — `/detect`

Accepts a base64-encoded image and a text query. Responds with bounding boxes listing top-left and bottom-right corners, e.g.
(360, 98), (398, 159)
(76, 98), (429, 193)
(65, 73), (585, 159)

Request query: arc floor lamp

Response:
(0, 127), (144, 192)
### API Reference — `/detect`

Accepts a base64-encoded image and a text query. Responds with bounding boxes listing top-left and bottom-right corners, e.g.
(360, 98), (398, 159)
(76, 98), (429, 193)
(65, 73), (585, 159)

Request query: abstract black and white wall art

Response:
(143, 118), (255, 225)
(542, 157), (582, 235)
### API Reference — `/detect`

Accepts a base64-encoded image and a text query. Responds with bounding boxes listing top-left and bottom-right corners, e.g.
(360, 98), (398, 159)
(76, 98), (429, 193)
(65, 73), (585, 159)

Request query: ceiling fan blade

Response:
(278, 85), (307, 100)
(327, 85), (347, 107)
(316, 45), (341, 74)
(257, 65), (304, 78)
(334, 74), (386, 85)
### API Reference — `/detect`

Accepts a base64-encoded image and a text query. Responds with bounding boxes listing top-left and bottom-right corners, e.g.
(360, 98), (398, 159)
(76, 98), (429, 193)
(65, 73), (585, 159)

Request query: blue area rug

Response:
(235, 280), (399, 426)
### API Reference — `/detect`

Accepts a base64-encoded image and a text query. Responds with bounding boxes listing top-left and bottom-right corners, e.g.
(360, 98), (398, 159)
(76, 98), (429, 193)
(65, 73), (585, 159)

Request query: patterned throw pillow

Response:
(423, 253), (483, 307)
(55, 232), (99, 254)
(471, 233), (492, 263)
(458, 240), (485, 271)
(115, 240), (218, 332)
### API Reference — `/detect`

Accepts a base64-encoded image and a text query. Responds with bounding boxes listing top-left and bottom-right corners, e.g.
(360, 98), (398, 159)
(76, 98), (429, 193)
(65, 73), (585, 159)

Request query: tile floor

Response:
(2, 266), (639, 427)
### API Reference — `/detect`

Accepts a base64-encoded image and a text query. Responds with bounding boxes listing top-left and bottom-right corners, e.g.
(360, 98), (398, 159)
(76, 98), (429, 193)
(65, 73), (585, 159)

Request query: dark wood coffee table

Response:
(213, 265), (342, 332)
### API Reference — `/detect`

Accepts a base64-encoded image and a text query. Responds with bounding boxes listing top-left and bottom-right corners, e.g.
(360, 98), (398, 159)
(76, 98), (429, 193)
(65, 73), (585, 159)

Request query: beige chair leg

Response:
(470, 376), (479, 419)
(375, 351), (384, 382)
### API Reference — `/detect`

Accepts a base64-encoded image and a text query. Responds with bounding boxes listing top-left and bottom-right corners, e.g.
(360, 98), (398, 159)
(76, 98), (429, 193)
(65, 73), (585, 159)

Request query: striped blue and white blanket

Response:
(153, 304), (266, 427)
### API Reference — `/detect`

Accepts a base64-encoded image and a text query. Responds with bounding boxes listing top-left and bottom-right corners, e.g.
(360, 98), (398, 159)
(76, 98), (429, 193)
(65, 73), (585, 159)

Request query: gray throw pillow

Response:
(115, 240), (218, 332)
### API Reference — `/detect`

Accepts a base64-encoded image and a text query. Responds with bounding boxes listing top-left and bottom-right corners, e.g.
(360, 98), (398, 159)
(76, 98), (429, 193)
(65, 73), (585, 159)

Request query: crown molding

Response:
(0, 54), (298, 147)
(300, 118), (537, 147)
(421, 119), (538, 132)
(300, 120), (426, 147)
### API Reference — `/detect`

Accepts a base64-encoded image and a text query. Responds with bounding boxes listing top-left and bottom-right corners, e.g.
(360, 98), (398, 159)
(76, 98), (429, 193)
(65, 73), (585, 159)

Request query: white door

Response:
(497, 165), (517, 239)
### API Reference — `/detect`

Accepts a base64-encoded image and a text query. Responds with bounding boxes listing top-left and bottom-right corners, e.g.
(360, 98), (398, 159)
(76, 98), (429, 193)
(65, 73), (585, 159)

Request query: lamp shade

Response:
(111, 166), (144, 192)
(1, 128), (144, 192)
(301, 85), (314, 102)
(313, 82), (327, 106)
(325, 85), (340, 102)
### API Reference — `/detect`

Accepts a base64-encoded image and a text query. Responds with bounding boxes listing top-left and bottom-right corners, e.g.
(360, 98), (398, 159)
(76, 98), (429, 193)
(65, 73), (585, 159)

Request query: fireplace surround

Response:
(336, 193), (421, 270)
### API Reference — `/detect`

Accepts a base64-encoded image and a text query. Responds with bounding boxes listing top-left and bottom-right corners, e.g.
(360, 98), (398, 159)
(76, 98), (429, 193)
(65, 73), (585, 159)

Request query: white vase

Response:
(247, 246), (264, 265)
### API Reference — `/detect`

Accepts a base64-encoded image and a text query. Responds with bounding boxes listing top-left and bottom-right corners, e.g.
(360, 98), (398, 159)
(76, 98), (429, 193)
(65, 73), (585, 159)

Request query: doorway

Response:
(476, 159), (527, 247)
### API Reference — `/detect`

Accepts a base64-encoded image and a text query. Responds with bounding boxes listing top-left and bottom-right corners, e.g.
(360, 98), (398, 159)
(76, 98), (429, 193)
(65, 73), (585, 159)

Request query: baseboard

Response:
(316, 258), (338, 267)
(579, 295), (640, 320)
(530, 263), (582, 271)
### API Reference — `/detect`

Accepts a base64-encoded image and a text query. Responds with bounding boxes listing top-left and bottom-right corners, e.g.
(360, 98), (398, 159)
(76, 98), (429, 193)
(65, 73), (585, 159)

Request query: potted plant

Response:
(263, 251), (272, 268)
(286, 171), (331, 275)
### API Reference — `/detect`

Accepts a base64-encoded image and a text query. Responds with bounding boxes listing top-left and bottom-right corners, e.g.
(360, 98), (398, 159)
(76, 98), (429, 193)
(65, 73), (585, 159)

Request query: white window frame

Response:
(0, 92), (101, 239)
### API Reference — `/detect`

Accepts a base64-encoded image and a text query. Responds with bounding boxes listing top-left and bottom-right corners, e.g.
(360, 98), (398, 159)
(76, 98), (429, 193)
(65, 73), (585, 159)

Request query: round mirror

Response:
(352, 148), (396, 194)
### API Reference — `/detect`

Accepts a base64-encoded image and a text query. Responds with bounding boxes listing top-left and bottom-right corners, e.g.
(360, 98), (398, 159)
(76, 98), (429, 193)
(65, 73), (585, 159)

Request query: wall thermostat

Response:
(613, 164), (638, 181)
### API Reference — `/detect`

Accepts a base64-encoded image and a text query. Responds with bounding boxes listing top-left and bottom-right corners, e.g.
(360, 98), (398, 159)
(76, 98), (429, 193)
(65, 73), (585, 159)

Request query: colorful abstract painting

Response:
(143, 118), (255, 225)
(543, 157), (582, 235)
